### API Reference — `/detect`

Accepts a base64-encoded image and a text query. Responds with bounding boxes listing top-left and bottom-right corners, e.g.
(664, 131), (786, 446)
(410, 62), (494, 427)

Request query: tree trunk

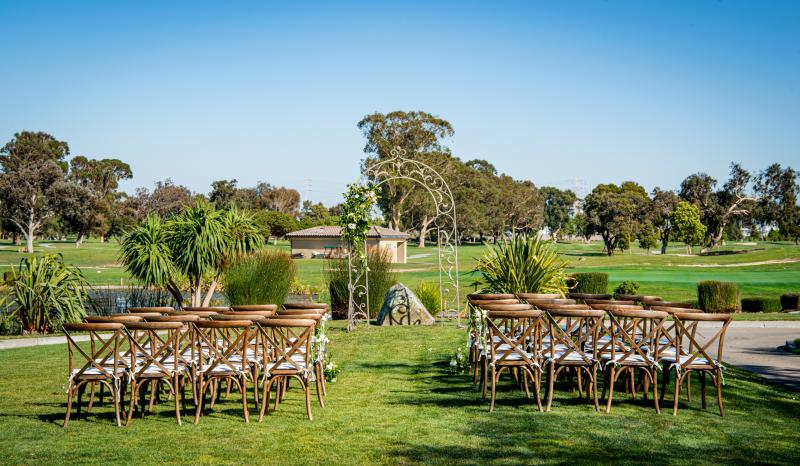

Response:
(75, 231), (85, 247)
(202, 279), (219, 307)
(418, 215), (434, 248)
(26, 233), (34, 254)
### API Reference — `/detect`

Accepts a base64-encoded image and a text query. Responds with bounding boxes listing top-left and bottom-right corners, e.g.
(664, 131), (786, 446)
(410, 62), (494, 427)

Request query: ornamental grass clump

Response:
(223, 250), (295, 306)
(475, 235), (568, 295)
(780, 293), (799, 311)
(697, 281), (740, 313)
(415, 282), (441, 315)
(740, 297), (782, 313)
(0, 254), (88, 334)
(326, 248), (397, 319)
(568, 272), (609, 295)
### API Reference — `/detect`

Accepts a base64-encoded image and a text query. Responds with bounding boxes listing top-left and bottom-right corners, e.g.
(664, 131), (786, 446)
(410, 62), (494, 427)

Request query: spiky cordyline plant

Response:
(475, 234), (569, 295)
(0, 254), (88, 334)
(119, 201), (264, 307)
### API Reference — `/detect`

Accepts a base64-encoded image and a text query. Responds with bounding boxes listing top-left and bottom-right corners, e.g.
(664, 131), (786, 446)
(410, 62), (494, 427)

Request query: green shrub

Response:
(741, 297), (782, 313)
(568, 272), (609, 295)
(223, 250), (295, 305)
(415, 282), (441, 315)
(613, 280), (640, 297)
(326, 249), (397, 319)
(0, 254), (88, 333)
(0, 312), (20, 335)
(475, 235), (569, 294)
(781, 293), (800, 311)
(697, 281), (740, 313)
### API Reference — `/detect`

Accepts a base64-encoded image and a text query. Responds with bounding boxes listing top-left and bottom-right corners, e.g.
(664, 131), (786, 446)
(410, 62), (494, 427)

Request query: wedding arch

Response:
(346, 146), (460, 330)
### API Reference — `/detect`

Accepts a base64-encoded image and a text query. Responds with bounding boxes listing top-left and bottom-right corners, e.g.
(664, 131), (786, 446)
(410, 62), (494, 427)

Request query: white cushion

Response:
(600, 353), (656, 365)
(661, 355), (713, 366)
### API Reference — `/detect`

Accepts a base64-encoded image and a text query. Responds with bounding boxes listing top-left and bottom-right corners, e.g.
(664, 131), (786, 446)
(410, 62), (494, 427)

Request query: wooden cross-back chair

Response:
(258, 318), (316, 421)
(484, 307), (544, 412)
(467, 294), (519, 386)
(666, 312), (732, 416)
(541, 307), (604, 411)
(63, 323), (128, 427)
(123, 321), (188, 425)
(601, 309), (667, 414)
(267, 313), (328, 406)
(567, 292), (612, 302)
(650, 306), (702, 406)
(283, 302), (329, 311)
(192, 320), (253, 423)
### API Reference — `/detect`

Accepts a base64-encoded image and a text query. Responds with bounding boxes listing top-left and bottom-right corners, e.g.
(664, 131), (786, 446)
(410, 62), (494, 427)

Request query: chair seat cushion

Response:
(661, 355), (713, 366)
(600, 353), (656, 365)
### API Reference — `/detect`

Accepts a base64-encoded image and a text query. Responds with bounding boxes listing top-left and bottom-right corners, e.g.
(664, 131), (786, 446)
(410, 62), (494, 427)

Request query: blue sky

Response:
(1, 0), (798, 205)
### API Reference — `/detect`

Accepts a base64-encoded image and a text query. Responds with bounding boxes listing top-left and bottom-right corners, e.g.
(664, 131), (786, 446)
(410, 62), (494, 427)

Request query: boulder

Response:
(376, 284), (436, 326)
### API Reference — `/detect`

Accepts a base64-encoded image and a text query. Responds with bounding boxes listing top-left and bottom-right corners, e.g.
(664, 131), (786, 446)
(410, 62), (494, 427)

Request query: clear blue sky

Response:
(1, 0), (798, 205)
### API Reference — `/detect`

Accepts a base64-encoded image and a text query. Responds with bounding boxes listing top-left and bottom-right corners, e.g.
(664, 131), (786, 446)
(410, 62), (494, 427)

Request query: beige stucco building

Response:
(286, 226), (409, 263)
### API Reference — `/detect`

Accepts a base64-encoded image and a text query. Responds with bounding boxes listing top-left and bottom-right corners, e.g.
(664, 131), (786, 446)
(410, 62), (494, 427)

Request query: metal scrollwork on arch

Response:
(347, 146), (460, 330)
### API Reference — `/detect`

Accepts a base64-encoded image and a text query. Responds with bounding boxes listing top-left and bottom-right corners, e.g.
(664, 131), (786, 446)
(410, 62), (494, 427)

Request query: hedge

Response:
(697, 281), (740, 313)
(568, 272), (609, 295)
(781, 293), (800, 311)
(740, 296), (782, 313)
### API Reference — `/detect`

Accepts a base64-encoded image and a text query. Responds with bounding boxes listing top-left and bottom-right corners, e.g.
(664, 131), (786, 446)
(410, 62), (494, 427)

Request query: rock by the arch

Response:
(376, 283), (436, 326)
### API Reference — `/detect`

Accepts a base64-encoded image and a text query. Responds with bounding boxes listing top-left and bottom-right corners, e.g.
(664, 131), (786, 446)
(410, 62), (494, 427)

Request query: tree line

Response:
(2, 124), (797, 256)
(356, 111), (799, 254)
(0, 131), (334, 252)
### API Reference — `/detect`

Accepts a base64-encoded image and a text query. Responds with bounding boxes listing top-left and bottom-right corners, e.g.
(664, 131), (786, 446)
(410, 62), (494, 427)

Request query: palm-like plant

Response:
(0, 254), (88, 333)
(119, 215), (183, 303)
(475, 235), (569, 295)
(119, 201), (264, 307)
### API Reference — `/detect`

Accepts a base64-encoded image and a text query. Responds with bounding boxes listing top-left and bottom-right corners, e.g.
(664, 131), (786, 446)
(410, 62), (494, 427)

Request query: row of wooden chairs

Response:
(62, 303), (330, 427)
(467, 293), (731, 416)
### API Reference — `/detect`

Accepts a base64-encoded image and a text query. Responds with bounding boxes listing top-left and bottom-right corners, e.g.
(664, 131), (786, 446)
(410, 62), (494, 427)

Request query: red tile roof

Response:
(286, 225), (409, 239)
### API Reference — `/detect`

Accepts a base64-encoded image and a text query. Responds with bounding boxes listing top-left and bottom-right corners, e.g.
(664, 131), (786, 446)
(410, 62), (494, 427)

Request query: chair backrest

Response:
(283, 302), (329, 311)
(524, 298), (578, 308)
(63, 323), (127, 378)
(516, 293), (562, 301)
(567, 293), (612, 301)
(260, 319), (316, 373)
(589, 303), (643, 312)
(673, 312), (732, 366)
(604, 309), (667, 364)
(86, 315), (144, 323)
(231, 304), (278, 313)
(278, 308), (326, 316)
(539, 304), (592, 311)
(192, 320), (253, 373)
(648, 301), (694, 309)
(144, 314), (201, 323)
(584, 299), (636, 306)
(468, 293), (516, 301)
(222, 310), (275, 317)
(128, 307), (174, 314)
(545, 309), (606, 364)
(485, 309), (543, 366)
(124, 322), (185, 375)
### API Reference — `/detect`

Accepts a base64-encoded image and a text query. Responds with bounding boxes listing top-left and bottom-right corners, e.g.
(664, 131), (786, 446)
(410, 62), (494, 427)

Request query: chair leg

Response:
(533, 369), (543, 412)
(259, 377), (275, 422)
(315, 367), (326, 408)
(546, 363), (555, 412)
(126, 379), (137, 426)
(63, 383), (75, 428)
(110, 381), (121, 427)
(240, 376), (249, 423)
(320, 362), (328, 396)
(716, 368), (725, 416)
(302, 376), (313, 421)
(87, 382), (97, 412)
(592, 364), (600, 412)
(194, 377), (206, 425)
(701, 372), (707, 410)
(651, 369), (660, 414)
(673, 373), (682, 416)
(660, 364), (670, 403)
(174, 375), (182, 426)
(605, 366), (616, 414)
(686, 374), (692, 402)
(489, 367), (498, 413)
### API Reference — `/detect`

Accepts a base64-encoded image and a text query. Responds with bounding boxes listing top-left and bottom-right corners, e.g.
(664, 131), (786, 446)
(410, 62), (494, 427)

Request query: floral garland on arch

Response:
(340, 183), (379, 261)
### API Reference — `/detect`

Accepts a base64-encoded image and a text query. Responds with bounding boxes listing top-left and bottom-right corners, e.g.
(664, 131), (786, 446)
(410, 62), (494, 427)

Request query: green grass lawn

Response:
(2, 238), (799, 307)
(1, 322), (798, 464)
